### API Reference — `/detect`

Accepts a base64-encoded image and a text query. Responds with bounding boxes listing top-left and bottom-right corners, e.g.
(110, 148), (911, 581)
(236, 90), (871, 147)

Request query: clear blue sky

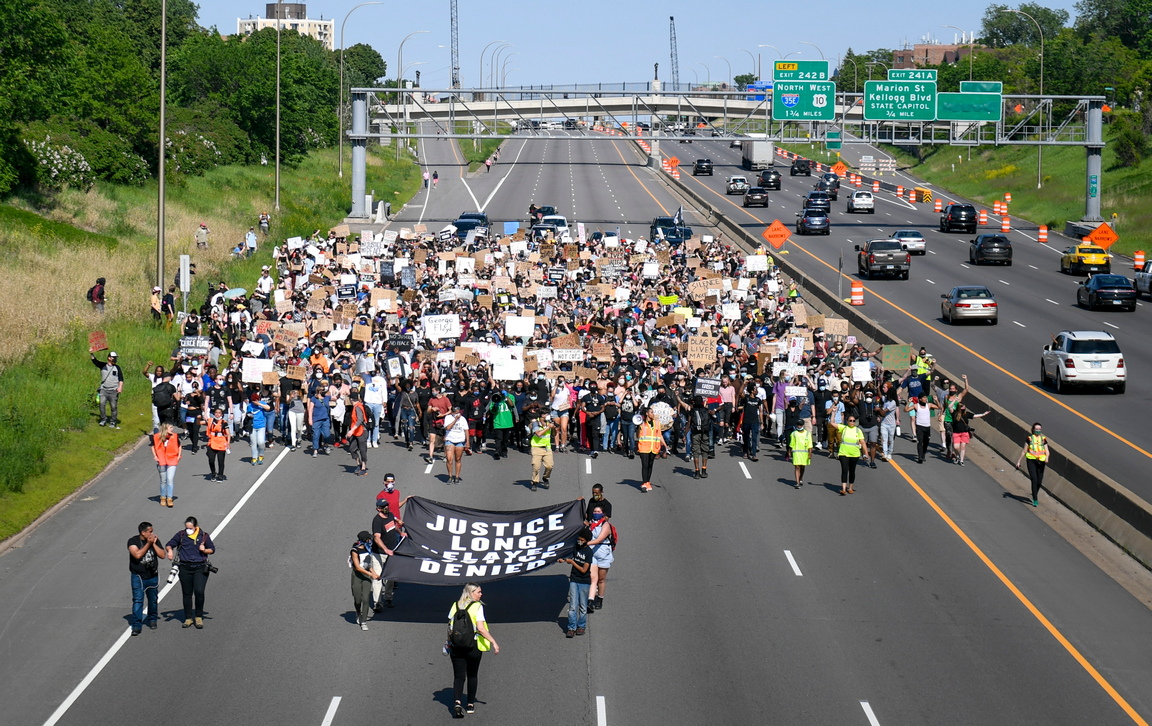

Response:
(205, 0), (1080, 88)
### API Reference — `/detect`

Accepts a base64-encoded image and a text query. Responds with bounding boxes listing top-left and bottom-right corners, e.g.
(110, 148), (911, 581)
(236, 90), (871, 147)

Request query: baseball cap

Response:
(357, 530), (371, 541)
(262, 265), (270, 271)
(376, 499), (389, 509)
(108, 351), (118, 358)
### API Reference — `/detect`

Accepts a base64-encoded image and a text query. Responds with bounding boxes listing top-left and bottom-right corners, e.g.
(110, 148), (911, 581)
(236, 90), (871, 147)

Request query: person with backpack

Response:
(87, 277), (106, 313)
(557, 528), (593, 638)
(349, 530), (378, 631)
(447, 583), (500, 718)
(586, 503), (613, 612)
(487, 388), (516, 460)
(91, 350), (123, 428)
(151, 373), (179, 431)
(688, 396), (713, 479)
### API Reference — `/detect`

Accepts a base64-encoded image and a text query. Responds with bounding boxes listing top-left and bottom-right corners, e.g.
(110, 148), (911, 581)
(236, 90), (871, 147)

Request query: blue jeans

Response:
(621, 420), (637, 454)
(131, 573), (159, 630)
(366, 402), (384, 444)
(742, 420), (761, 457)
(567, 581), (589, 631)
(157, 465), (175, 499)
(312, 418), (331, 451)
(399, 407), (419, 443)
(602, 418), (619, 452)
(250, 427), (266, 462)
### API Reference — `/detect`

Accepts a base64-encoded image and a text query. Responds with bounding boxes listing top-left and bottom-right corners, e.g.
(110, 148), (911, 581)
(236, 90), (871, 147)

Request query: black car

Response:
(758, 169), (781, 190)
(743, 187), (769, 208)
(941, 203), (978, 233)
(814, 179), (839, 201)
(802, 191), (832, 212)
(819, 172), (841, 190)
(1077, 274), (1137, 311)
(790, 159), (811, 176)
(796, 208), (830, 235)
(458, 212), (490, 227)
(969, 234), (1013, 265)
(452, 218), (486, 239)
(692, 159), (714, 176)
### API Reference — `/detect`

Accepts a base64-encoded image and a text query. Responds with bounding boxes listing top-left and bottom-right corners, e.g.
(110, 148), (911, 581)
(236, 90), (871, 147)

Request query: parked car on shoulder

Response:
(969, 234), (1013, 265)
(1060, 244), (1111, 275)
(1077, 274), (1137, 311)
(1041, 330), (1126, 394)
(941, 285), (998, 324)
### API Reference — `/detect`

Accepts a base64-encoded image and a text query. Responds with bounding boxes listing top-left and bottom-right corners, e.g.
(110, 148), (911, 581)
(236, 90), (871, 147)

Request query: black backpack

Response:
(86, 285), (97, 302)
(152, 384), (175, 409)
(449, 601), (477, 648)
(692, 407), (709, 433)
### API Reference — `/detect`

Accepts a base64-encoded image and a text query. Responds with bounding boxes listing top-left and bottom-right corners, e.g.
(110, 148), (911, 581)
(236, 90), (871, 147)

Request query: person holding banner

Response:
(447, 583), (499, 718)
(558, 528), (593, 637)
(528, 413), (556, 492)
(349, 530), (377, 631)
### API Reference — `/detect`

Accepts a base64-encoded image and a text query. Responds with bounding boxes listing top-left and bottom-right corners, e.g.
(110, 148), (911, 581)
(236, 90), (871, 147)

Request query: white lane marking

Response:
(425, 462), (434, 474)
(925, 279), (935, 284)
(586, 458), (592, 474)
(1029, 265), (1038, 270)
(321, 697), (342, 726)
(43, 447), (292, 726)
(998, 279), (1010, 285)
(960, 264), (970, 269)
(928, 250), (937, 255)
(1016, 230), (1038, 242)
(597, 695), (608, 726)
(861, 701), (882, 726)
(1045, 298), (1060, 305)
(1104, 322), (1119, 329)
(738, 461), (752, 479)
(1013, 321), (1026, 328)
(784, 550), (803, 576)
(459, 177), (481, 210)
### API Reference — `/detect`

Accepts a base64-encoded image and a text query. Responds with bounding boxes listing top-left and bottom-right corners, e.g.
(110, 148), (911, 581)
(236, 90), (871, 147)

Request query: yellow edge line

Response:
(669, 158), (1152, 462)
(612, 139), (670, 216)
(889, 459), (1149, 725)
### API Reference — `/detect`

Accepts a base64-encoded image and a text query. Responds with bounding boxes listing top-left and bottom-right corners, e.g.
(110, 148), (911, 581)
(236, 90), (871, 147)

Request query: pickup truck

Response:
(856, 239), (911, 280)
(1134, 266), (1152, 299)
(725, 176), (750, 194)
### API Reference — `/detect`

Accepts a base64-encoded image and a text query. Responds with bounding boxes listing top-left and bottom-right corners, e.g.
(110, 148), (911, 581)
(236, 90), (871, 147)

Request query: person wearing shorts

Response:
(442, 406), (469, 484)
(586, 504), (613, 612)
(950, 403), (987, 466)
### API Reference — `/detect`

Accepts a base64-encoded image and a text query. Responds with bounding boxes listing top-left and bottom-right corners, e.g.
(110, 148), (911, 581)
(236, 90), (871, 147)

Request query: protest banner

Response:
(178, 336), (211, 356)
(687, 335), (718, 365)
(241, 357), (274, 383)
(745, 254), (768, 272)
(352, 323), (372, 342)
(423, 314), (461, 341)
(852, 361), (873, 382)
(693, 377), (721, 398)
(825, 318), (849, 337)
(591, 342), (613, 361)
(504, 315), (536, 338)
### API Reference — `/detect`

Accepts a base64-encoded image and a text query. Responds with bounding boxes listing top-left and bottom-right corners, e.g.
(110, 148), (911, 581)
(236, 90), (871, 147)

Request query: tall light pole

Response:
(1008, 8), (1045, 188)
(943, 24), (974, 82)
(714, 55), (732, 88)
(840, 55), (859, 93)
(491, 44), (512, 88)
(396, 30), (429, 160)
(500, 53), (517, 87)
(866, 61), (887, 80)
(478, 39), (506, 89)
(759, 44), (784, 59)
(501, 63), (516, 87)
(688, 68), (698, 86)
(698, 63), (710, 84)
(738, 48), (758, 80)
(275, 0), (281, 211)
(798, 41), (825, 60)
(402, 61), (425, 77)
(338, 2), (384, 178)
(157, 0), (167, 288)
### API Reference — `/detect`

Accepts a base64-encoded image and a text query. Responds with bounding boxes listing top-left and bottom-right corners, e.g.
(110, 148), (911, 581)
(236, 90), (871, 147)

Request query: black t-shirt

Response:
(128, 535), (159, 577)
(569, 544), (593, 584)
(585, 496), (613, 520)
(584, 393), (606, 419)
(741, 394), (763, 421)
(371, 512), (402, 554)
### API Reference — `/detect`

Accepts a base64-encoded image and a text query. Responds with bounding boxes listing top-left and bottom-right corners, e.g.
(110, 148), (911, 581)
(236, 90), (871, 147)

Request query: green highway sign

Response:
(960, 81), (1003, 94)
(825, 130), (842, 150)
(772, 60), (831, 82)
(863, 81), (937, 121)
(937, 92), (1002, 121)
(887, 68), (937, 82)
(772, 81), (836, 120)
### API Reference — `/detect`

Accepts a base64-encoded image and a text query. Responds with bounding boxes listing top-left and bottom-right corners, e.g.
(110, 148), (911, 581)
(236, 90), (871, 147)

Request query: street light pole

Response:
(943, 24), (974, 82)
(275, 0), (281, 211)
(339, 2), (384, 178)
(491, 44), (512, 88)
(738, 48), (758, 80)
(714, 55), (732, 88)
(157, 0), (166, 288)
(798, 41), (825, 60)
(1009, 8), (1045, 188)
(699, 63), (710, 84)
(396, 30), (429, 161)
(500, 53), (517, 87)
(840, 55), (858, 93)
(478, 39), (506, 91)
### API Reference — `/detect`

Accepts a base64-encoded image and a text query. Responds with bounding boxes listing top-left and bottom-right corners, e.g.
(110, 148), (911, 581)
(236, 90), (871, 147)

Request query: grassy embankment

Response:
(453, 122), (509, 172)
(779, 122), (1151, 256)
(0, 147), (421, 542)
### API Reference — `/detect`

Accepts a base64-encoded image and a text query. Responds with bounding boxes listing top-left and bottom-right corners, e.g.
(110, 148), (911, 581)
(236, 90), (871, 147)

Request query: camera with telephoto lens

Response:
(204, 559), (219, 574)
(166, 562), (180, 585)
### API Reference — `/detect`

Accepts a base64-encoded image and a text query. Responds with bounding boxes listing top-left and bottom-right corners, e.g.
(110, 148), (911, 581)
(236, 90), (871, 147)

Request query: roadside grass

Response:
(453, 122), (509, 172)
(0, 146), (421, 542)
(779, 125), (1149, 256)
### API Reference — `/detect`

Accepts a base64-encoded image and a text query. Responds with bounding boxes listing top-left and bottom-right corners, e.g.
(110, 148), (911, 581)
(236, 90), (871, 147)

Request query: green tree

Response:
(1112, 110), (1148, 166)
(1074, 0), (1152, 58)
(980, 3), (1069, 47)
(341, 43), (387, 94)
(733, 73), (758, 91)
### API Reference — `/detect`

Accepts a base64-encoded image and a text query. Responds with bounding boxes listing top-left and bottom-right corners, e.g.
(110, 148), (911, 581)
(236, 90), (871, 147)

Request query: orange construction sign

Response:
(1085, 222), (1119, 249)
(761, 219), (791, 250)
(668, 157), (680, 168)
(831, 161), (848, 176)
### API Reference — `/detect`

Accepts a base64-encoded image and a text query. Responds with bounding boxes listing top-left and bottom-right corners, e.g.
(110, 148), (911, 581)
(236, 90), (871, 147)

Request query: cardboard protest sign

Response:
(880, 345), (913, 372)
(262, 370), (282, 385)
(808, 314), (825, 331)
(423, 314), (461, 341)
(241, 357), (274, 383)
(592, 342), (613, 361)
(352, 323), (372, 342)
(825, 318), (849, 337)
(687, 336), (718, 365)
(272, 330), (298, 350)
(551, 332), (580, 350)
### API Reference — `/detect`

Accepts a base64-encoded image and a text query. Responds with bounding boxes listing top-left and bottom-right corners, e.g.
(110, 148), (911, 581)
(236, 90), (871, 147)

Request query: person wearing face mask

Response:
(349, 530), (379, 631)
(165, 516), (216, 629)
(585, 504), (613, 612)
(487, 387), (516, 460)
(857, 391), (880, 468)
(205, 408), (231, 481)
(618, 387), (640, 458)
(1015, 422), (1049, 507)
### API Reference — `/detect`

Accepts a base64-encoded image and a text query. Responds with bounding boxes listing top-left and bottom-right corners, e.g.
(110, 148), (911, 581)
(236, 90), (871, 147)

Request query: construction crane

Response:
(669, 16), (680, 91)
(450, 0), (460, 88)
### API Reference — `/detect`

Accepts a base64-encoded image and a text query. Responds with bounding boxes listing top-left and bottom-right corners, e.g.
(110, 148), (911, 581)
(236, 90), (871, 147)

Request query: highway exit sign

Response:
(888, 68), (938, 82)
(863, 81), (937, 121)
(773, 60), (831, 82)
(772, 81), (836, 121)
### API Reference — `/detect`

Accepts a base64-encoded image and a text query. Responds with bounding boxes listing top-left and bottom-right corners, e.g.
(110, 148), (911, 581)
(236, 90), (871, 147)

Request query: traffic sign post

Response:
(772, 60), (830, 81)
(762, 219), (791, 250)
(772, 81), (836, 121)
(863, 81), (937, 121)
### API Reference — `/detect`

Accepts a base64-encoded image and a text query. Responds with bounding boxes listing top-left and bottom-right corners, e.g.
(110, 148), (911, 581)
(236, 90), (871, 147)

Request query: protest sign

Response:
(552, 348), (585, 362)
(423, 314), (461, 341)
(693, 377), (721, 398)
(504, 315), (536, 338)
(687, 336), (717, 365)
(241, 357), (273, 383)
(389, 334), (414, 351)
(262, 370), (281, 386)
(179, 336), (211, 356)
(825, 318), (849, 337)
(352, 324), (372, 342)
(880, 345), (912, 372)
(745, 254), (768, 272)
(852, 361), (873, 383)
(87, 330), (109, 353)
(721, 302), (741, 320)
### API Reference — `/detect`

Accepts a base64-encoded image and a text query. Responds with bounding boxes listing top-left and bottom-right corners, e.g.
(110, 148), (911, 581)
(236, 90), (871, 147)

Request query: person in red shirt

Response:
(425, 386), (452, 464)
(375, 473), (403, 523)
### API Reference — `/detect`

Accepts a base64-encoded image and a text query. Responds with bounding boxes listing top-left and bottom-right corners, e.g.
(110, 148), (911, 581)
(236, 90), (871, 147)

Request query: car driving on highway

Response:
(692, 159), (714, 176)
(940, 203), (978, 233)
(743, 187), (769, 208)
(802, 191), (832, 212)
(795, 208), (830, 235)
(757, 169), (781, 190)
(891, 229), (925, 254)
(856, 239), (911, 280)
(790, 158), (811, 176)
(814, 178), (839, 201)
(1076, 274), (1137, 311)
(726, 176), (750, 195)
(941, 286), (998, 325)
(1060, 244), (1112, 275)
(969, 234), (1013, 265)
(846, 191), (875, 214)
(1041, 330), (1126, 394)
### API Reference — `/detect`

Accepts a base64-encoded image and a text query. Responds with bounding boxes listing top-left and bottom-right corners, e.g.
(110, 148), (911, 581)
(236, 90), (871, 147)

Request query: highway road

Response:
(666, 136), (1152, 500)
(2, 132), (1152, 726)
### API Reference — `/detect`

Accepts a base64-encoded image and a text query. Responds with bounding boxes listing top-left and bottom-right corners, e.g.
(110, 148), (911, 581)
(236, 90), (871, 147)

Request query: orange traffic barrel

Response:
(854, 176), (862, 187)
(1135, 251), (1146, 271)
(1005, 192), (1012, 204)
(850, 280), (865, 306)
(1001, 216), (1011, 232)
(934, 199), (943, 213)
(979, 209), (988, 225)
(907, 188), (916, 202)
(993, 200), (1002, 214)
(872, 180), (880, 192)
(1038, 225), (1048, 243)
(896, 185), (904, 196)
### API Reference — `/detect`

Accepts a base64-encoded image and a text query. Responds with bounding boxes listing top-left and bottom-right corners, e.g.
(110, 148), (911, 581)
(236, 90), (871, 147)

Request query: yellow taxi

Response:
(1059, 244), (1111, 275)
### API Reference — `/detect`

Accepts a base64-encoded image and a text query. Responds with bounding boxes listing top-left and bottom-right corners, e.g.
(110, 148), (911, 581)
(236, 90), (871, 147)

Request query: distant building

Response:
(237, 3), (334, 51)
(892, 43), (974, 69)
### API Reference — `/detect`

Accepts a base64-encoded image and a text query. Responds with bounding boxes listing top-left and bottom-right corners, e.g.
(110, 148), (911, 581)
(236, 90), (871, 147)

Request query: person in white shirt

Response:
(363, 373), (388, 448)
(255, 267), (275, 297)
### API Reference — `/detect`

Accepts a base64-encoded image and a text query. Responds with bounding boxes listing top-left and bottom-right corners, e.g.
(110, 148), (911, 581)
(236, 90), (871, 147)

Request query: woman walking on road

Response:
(637, 407), (664, 492)
(447, 583), (500, 718)
(350, 530), (378, 631)
(443, 405), (469, 484)
(586, 504), (613, 612)
(1015, 422), (1050, 507)
(151, 423), (181, 507)
(165, 516), (216, 630)
(205, 408), (230, 482)
(432, 170), (439, 188)
(950, 404), (988, 467)
(835, 415), (865, 496)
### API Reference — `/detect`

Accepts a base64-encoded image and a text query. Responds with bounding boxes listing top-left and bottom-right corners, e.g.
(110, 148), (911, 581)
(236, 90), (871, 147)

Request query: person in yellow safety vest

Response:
(912, 347), (933, 378)
(529, 414), (556, 493)
(636, 408), (664, 492)
(789, 422), (812, 489)
(787, 281), (799, 299)
(1014, 422), (1049, 508)
(835, 414), (865, 496)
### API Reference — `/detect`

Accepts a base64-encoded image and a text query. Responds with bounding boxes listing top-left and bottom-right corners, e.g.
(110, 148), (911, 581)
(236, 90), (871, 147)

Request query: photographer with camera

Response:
(528, 410), (557, 492)
(128, 522), (167, 635)
(165, 516), (217, 630)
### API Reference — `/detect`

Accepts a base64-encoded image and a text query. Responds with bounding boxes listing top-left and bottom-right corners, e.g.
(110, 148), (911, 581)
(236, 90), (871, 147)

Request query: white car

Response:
(891, 229), (925, 254)
(1041, 330), (1126, 394)
(846, 190), (875, 214)
(540, 214), (571, 240)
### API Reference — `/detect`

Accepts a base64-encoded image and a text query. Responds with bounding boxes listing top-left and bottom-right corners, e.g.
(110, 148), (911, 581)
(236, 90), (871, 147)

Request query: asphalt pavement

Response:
(2, 133), (1152, 726)
(666, 136), (1152, 500)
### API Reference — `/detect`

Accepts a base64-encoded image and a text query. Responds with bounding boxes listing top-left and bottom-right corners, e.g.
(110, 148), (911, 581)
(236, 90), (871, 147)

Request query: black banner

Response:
(389, 333), (415, 351)
(381, 497), (585, 585)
